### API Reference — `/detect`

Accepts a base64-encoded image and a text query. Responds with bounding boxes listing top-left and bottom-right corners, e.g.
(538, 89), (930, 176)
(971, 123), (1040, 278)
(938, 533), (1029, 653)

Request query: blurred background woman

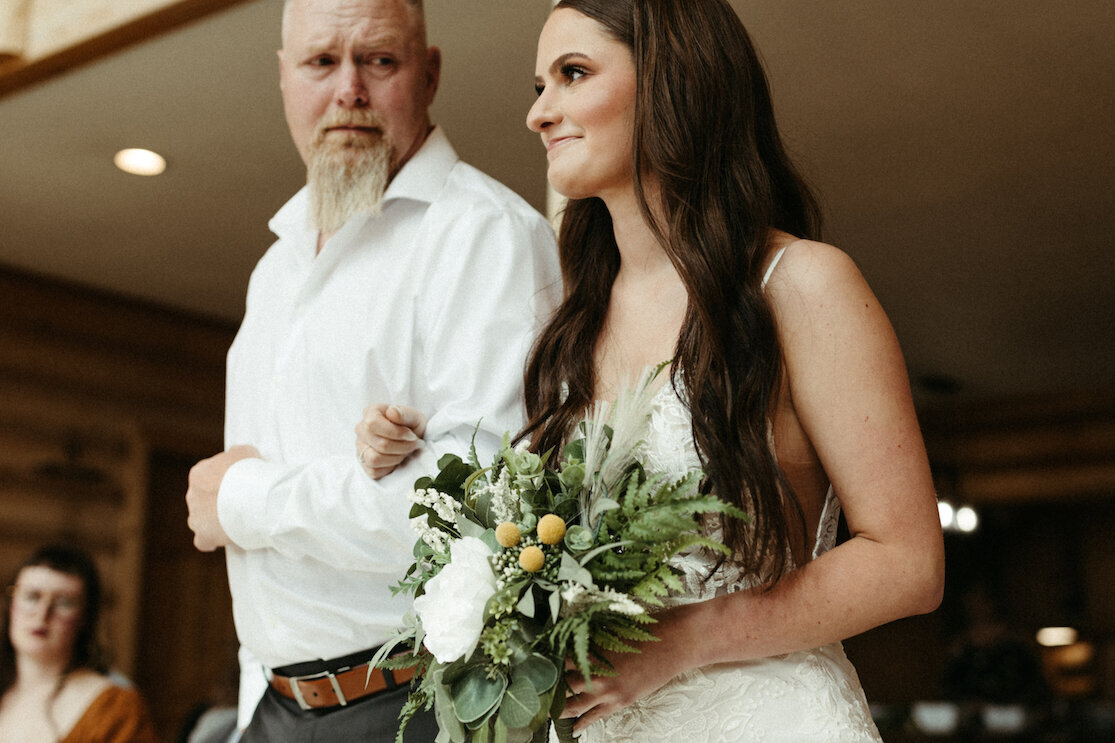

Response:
(0, 544), (156, 743)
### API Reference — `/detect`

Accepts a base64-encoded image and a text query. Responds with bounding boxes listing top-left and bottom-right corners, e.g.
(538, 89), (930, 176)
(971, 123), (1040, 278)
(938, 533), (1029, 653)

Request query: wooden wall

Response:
(0, 266), (237, 739)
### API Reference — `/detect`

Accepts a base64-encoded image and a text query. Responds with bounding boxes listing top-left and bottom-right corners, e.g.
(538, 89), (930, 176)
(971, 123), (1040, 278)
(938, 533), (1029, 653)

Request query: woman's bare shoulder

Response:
(764, 235), (878, 332)
(766, 234), (861, 290)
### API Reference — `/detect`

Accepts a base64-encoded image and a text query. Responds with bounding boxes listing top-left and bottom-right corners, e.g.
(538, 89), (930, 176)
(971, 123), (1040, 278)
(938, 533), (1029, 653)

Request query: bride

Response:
(356, 0), (944, 739)
(518, 0), (943, 740)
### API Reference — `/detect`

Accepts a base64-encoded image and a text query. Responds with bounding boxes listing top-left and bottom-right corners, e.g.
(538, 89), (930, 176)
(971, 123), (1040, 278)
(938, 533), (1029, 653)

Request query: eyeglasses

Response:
(7, 585), (84, 619)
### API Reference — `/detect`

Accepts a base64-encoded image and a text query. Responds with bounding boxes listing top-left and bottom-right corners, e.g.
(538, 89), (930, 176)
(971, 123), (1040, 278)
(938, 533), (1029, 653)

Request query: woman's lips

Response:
(545, 135), (578, 153)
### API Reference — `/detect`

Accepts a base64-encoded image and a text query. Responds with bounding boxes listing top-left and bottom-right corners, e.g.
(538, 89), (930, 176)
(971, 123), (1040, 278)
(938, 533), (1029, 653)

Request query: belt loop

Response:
(327, 671), (348, 707)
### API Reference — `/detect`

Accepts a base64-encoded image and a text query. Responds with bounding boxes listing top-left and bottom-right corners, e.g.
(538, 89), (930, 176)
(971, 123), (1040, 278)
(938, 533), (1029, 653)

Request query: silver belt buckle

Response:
(289, 668), (349, 710)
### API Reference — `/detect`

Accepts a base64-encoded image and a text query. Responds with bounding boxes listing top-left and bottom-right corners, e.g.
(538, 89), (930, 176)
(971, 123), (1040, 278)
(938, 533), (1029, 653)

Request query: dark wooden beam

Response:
(0, 0), (252, 100)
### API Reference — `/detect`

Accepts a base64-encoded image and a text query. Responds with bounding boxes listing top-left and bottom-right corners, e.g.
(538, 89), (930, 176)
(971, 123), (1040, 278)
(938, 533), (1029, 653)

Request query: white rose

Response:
(413, 536), (498, 663)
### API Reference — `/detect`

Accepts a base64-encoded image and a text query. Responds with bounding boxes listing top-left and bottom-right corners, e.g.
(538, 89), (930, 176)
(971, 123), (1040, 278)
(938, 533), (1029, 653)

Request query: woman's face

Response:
(527, 8), (637, 202)
(8, 566), (85, 664)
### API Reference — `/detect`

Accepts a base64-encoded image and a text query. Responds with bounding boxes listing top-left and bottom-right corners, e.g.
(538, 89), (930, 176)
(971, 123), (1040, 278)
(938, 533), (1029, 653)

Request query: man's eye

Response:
(310, 56), (334, 67)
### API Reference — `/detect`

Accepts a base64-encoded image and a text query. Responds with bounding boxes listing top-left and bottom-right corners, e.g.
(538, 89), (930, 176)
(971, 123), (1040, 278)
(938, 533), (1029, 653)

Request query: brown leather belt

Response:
(269, 661), (416, 710)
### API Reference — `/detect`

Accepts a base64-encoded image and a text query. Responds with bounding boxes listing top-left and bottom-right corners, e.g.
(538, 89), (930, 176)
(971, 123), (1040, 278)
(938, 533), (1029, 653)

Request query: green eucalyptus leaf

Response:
(562, 437), (585, 462)
(436, 453), (463, 471)
(471, 720), (491, 742)
(512, 653), (559, 694)
(557, 552), (594, 587)
(473, 487), (495, 524)
(517, 586), (536, 618)
(498, 677), (541, 729)
(451, 667), (507, 724)
(457, 517), (487, 539)
(478, 528), (500, 553)
(434, 680), (466, 742)
(527, 689), (555, 737)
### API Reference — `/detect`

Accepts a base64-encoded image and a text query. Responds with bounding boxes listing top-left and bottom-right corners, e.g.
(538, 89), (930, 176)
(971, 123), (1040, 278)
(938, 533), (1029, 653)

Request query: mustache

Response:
(313, 109), (388, 142)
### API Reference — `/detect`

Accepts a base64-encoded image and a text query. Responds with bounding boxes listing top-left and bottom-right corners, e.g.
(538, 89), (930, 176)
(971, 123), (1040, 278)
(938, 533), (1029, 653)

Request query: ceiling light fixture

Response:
(114, 148), (166, 176)
(1036, 627), (1078, 647)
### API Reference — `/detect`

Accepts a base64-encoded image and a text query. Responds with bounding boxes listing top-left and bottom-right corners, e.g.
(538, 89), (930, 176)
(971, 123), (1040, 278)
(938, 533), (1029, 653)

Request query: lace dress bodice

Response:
(639, 380), (843, 606)
(568, 382), (883, 743)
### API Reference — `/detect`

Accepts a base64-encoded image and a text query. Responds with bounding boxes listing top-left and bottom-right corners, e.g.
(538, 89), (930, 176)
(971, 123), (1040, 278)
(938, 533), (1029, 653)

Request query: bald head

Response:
(282, 0), (425, 46)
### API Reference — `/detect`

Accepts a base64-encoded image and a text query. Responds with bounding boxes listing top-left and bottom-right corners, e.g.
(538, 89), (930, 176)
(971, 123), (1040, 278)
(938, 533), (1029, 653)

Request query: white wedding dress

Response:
(569, 379), (884, 743)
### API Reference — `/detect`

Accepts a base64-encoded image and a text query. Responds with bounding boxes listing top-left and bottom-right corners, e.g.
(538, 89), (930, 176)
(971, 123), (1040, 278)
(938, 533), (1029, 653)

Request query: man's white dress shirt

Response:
(218, 127), (560, 725)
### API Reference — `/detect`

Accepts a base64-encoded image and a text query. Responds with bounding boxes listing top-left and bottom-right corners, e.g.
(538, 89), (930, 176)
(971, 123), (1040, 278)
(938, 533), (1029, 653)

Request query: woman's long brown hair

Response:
(521, 0), (823, 582)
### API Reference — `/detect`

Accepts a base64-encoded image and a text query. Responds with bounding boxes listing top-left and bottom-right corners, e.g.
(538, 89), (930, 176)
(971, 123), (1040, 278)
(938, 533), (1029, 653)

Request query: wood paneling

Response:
(0, 266), (236, 739)
(922, 388), (1115, 503)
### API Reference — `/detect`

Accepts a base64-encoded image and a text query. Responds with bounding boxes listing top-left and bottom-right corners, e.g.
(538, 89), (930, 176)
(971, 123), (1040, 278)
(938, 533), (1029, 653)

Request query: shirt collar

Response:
(382, 125), (458, 205)
(269, 125), (458, 242)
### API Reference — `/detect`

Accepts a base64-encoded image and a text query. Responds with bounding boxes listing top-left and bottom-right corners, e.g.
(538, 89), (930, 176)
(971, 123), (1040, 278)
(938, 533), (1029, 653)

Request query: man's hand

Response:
(355, 404), (427, 479)
(186, 445), (260, 551)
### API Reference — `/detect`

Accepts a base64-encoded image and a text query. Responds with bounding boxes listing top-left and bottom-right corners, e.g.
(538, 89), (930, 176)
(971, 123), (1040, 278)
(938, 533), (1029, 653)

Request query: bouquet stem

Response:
(551, 717), (577, 742)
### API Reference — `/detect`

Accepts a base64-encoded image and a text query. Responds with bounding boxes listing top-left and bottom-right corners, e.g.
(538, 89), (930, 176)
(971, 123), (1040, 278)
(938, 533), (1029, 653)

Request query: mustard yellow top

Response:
(59, 685), (157, 743)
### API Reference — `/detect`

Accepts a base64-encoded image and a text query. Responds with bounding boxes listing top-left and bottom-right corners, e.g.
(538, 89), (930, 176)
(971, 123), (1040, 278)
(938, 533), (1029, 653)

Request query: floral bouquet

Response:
(371, 365), (746, 743)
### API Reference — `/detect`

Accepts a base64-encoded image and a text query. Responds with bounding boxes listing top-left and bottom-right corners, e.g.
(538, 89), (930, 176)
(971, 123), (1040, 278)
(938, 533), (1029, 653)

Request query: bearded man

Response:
(184, 0), (560, 740)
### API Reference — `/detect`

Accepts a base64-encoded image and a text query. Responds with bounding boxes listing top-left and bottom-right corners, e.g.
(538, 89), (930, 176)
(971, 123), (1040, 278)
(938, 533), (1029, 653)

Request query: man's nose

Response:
(336, 59), (369, 108)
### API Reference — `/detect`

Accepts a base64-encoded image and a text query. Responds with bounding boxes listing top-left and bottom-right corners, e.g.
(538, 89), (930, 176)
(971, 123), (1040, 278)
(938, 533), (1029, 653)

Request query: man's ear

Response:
(425, 46), (442, 104)
(277, 49), (287, 93)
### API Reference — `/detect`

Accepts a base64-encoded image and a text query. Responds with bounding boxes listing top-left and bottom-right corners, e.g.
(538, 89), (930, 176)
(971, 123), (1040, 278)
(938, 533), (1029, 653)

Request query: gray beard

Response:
(307, 134), (392, 233)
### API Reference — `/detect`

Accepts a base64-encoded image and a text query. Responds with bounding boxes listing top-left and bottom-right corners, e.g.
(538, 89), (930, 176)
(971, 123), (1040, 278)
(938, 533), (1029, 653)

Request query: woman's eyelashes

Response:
(561, 64), (587, 82)
(535, 62), (590, 96)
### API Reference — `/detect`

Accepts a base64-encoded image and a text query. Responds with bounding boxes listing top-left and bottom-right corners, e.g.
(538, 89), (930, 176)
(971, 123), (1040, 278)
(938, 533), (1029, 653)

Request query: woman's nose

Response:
(526, 87), (557, 133)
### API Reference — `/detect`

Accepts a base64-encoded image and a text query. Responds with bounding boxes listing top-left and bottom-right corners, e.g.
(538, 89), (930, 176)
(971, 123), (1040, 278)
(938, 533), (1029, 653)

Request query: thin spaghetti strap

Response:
(761, 245), (789, 288)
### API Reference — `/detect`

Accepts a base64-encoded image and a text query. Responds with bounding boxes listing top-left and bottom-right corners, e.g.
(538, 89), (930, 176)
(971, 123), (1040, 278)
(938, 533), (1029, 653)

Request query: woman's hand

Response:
(354, 404), (427, 479)
(560, 606), (697, 732)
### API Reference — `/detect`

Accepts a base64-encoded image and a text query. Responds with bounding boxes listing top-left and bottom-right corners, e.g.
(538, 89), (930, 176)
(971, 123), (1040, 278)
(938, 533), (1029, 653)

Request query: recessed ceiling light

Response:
(1036, 626), (1078, 647)
(114, 148), (166, 176)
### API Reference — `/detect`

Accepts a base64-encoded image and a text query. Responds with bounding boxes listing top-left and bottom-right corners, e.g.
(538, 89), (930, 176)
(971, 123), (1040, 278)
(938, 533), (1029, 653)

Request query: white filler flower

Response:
(414, 536), (498, 663)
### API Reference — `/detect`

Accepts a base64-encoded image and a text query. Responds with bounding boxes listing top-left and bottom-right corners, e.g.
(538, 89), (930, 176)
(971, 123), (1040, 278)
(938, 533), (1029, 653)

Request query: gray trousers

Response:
(241, 684), (439, 742)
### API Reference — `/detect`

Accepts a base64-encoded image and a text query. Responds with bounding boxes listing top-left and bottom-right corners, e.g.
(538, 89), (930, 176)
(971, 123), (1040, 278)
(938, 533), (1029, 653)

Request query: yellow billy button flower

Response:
(537, 514), (567, 545)
(495, 522), (521, 548)
(519, 545), (545, 572)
